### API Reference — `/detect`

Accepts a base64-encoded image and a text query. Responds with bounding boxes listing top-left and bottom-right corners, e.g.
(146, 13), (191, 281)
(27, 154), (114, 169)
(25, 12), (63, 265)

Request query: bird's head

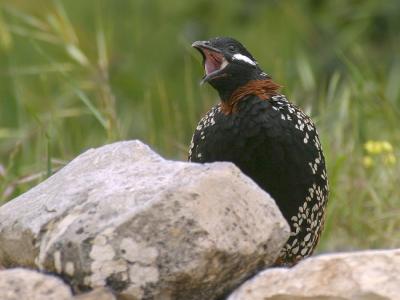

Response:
(192, 37), (269, 101)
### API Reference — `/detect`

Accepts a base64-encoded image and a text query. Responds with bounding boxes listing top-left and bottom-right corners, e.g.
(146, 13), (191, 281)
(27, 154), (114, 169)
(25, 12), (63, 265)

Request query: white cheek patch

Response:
(232, 53), (257, 66)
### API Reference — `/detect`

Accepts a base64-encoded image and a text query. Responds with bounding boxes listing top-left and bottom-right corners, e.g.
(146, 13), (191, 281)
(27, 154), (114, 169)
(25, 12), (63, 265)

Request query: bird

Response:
(188, 37), (328, 267)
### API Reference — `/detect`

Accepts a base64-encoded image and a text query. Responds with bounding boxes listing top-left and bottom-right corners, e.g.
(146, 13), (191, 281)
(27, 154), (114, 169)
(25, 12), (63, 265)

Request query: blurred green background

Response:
(0, 0), (399, 253)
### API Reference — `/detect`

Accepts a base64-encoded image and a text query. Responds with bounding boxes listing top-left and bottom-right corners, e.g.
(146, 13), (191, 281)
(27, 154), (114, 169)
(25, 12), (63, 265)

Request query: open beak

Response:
(192, 41), (229, 84)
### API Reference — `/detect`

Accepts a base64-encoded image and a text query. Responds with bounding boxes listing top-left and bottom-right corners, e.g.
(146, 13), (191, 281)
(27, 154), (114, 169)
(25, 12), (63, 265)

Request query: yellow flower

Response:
(364, 141), (379, 154)
(383, 153), (396, 166)
(381, 141), (393, 152)
(364, 140), (394, 155)
(362, 156), (374, 168)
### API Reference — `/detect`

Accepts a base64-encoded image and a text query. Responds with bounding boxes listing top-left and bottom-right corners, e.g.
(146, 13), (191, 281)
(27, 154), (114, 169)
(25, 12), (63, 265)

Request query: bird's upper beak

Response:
(192, 40), (228, 84)
(191, 40), (221, 53)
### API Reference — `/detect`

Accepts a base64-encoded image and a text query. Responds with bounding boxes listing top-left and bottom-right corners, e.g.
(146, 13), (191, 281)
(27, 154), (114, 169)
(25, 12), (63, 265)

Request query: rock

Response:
(0, 140), (289, 299)
(74, 287), (116, 300)
(228, 249), (400, 300)
(0, 268), (72, 300)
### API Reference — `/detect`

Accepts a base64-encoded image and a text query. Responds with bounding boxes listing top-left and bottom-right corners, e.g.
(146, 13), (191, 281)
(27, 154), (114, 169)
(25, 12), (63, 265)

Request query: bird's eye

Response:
(228, 45), (235, 52)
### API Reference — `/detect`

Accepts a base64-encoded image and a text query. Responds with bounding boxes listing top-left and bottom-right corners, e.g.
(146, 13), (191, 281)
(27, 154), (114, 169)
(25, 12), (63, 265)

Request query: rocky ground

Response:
(0, 141), (398, 300)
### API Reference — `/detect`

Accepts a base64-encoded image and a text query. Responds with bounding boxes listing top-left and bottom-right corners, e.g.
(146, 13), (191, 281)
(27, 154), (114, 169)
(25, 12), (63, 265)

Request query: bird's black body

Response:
(189, 37), (328, 266)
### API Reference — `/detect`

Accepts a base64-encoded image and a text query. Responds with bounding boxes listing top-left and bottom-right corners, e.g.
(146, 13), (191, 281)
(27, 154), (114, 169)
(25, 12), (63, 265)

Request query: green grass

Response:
(0, 0), (399, 253)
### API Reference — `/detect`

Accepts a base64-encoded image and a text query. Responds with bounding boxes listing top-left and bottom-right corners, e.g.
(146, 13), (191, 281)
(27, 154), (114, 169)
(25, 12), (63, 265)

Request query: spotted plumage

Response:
(189, 37), (328, 266)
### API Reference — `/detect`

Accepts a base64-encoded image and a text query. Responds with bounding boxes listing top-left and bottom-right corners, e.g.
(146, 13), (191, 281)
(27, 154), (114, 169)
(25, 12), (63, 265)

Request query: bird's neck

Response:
(219, 79), (281, 114)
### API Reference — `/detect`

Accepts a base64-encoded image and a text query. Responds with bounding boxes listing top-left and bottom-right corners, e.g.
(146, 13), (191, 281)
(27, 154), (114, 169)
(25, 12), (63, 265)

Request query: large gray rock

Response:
(0, 268), (72, 300)
(228, 249), (400, 300)
(0, 140), (289, 299)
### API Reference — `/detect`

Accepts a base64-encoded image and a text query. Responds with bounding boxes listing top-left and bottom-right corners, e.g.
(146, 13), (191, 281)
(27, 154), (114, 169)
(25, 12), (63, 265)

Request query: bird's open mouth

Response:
(192, 41), (228, 83)
(202, 48), (228, 76)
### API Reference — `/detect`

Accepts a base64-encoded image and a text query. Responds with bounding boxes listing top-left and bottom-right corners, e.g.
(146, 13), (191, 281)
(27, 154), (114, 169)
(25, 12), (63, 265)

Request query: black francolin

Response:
(189, 37), (329, 266)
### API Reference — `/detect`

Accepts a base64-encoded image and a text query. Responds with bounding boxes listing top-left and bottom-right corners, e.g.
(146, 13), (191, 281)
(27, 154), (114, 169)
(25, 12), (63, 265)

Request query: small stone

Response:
(0, 268), (72, 300)
(74, 287), (116, 300)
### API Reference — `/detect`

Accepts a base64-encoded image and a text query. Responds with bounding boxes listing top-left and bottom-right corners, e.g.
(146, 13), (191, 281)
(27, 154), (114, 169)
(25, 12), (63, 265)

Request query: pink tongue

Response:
(205, 60), (217, 74)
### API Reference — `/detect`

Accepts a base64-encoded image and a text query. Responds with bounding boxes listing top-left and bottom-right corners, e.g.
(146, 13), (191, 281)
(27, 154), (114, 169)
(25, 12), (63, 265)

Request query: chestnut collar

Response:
(220, 79), (281, 114)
